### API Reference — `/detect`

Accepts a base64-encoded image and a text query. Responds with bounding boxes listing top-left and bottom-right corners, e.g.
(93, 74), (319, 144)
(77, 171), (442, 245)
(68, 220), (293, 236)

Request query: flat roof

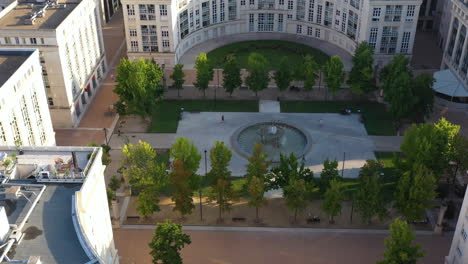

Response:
(0, 51), (29, 87)
(4, 184), (90, 264)
(0, 1), (79, 30)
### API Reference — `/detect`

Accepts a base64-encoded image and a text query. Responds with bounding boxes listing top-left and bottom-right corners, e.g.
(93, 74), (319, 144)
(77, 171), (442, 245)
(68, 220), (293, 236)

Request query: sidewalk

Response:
(55, 10), (125, 146)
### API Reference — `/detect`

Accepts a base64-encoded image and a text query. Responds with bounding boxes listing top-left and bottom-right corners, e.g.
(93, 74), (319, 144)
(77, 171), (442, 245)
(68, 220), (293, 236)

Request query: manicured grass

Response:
(280, 101), (396, 136)
(207, 40), (330, 69)
(149, 100), (258, 133)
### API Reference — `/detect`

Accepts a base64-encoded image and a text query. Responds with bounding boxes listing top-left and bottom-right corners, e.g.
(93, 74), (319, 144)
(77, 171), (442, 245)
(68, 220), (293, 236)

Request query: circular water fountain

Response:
(232, 121), (311, 162)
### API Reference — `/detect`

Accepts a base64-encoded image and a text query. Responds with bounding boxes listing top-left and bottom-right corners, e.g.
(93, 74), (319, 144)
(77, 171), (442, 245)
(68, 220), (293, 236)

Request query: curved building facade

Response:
(122, 0), (422, 68)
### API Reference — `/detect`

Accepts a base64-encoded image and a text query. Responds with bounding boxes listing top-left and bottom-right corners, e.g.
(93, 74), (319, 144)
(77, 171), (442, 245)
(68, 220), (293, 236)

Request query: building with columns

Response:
(0, 0), (107, 128)
(121, 0), (422, 68)
(434, 0), (468, 110)
(0, 49), (55, 147)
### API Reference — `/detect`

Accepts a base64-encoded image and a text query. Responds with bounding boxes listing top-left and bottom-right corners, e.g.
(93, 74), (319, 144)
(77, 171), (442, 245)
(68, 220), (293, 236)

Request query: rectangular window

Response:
(4, 37), (10, 44)
(369, 27), (378, 49)
(162, 40), (170, 47)
(15, 37), (19, 44)
(407, 5), (415, 16)
(30, 38), (37, 44)
(400, 32), (411, 53)
(341, 11), (346, 32)
(249, 13), (255, 32)
(307, 26), (313, 35)
(250, 0), (255, 5)
(308, 0), (314, 22)
(316, 5), (322, 24)
(129, 29), (137, 36)
(315, 28), (321, 38)
(296, 24), (302, 33)
(160, 5), (168, 16)
(278, 13), (283, 32)
(162, 31), (169, 37)
(212, 0), (218, 23)
(258, 13), (274, 32)
(127, 4), (135, 15)
(0, 122), (6, 144)
(372, 7), (381, 21)
(241, 0), (246, 5)
(130, 40), (138, 52)
(462, 228), (468, 241)
(288, 0), (294, 10)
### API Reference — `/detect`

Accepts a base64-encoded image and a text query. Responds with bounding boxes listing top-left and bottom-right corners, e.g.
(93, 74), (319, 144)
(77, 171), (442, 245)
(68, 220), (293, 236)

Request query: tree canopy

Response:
(412, 73), (435, 118)
(194, 53), (214, 97)
(284, 177), (313, 222)
(378, 219), (424, 264)
(149, 220), (191, 264)
(245, 53), (270, 96)
(319, 159), (341, 192)
(266, 153), (314, 191)
(321, 178), (345, 223)
(355, 160), (387, 224)
(348, 42), (374, 95)
(273, 57), (292, 92)
(323, 55), (345, 95)
(303, 55), (320, 92)
(222, 55), (242, 96)
(115, 59), (164, 118)
(170, 137), (202, 175)
(396, 163), (437, 222)
(171, 64), (185, 97)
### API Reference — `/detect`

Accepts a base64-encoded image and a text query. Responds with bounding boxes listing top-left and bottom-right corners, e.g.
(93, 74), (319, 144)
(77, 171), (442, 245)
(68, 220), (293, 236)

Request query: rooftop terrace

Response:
(0, 0), (79, 30)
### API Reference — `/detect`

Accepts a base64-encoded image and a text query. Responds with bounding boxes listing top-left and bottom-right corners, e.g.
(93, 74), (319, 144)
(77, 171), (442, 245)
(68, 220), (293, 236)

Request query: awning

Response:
(433, 69), (468, 98)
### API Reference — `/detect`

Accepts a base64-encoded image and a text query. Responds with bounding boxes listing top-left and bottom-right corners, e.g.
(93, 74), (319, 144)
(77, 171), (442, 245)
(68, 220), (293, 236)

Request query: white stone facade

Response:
(121, 0), (421, 68)
(446, 186), (468, 264)
(0, 0), (107, 128)
(0, 49), (55, 147)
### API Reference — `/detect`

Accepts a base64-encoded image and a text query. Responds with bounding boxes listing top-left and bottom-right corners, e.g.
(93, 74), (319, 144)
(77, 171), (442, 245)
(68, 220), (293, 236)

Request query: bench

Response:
(232, 217), (246, 222)
(307, 216), (321, 224)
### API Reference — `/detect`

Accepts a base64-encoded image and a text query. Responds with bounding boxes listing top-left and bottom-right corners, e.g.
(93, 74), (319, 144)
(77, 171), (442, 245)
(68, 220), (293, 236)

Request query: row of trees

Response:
(169, 52), (347, 97)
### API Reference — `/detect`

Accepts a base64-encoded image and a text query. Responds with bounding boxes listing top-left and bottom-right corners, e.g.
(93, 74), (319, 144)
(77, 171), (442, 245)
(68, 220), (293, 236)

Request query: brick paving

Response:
(114, 228), (450, 264)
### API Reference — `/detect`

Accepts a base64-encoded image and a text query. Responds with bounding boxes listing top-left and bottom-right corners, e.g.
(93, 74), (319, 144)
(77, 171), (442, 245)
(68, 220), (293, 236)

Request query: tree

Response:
(170, 137), (202, 175)
(412, 73), (435, 118)
(347, 42), (374, 95)
(303, 55), (320, 92)
(121, 141), (169, 218)
(319, 159), (340, 192)
(245, 53), (270, 96)
(170, 138), (201, 217)
(449, 133), (468, 181)
(396, 163), (437, 222)
(109, 175), (121, 192)
(378, 219), (425, 264)
(266, 153), (314, 191)
(222, 55), (242, 96)
(323, 55), (345, 96)
(245, 144), (270, 181)
(171, 64), (185, 97)
(247, 176), (266, 223)
(381, 54), (415, 123)
(273, 57), (292, 92)
(284, 177), (313, 223)
(115, 59), (164, 118)
(321, 178), (345, 223)
(401, 118), (460, 175)
(207, 141), (235, 221)
(194, 53), (214, 97)
(170, 160), (195, 217)
(149, 220), (191, 264)
(355, 160), (387, 224)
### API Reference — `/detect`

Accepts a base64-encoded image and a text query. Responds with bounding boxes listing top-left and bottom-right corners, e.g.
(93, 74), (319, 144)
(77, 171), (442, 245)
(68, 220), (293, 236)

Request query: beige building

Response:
(0, 49), (55, 147)
(121, 0), (422, 68)
(0, 0), (107, 128)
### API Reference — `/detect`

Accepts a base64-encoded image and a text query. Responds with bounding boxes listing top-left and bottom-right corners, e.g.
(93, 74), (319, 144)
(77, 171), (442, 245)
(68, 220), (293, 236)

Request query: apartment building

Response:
(121, 0), (422, 68)
(0, 146), (119, 263)
(433, 0), (468, 110)
(0, 49), (55, 147)
(0, 0), (107, 128)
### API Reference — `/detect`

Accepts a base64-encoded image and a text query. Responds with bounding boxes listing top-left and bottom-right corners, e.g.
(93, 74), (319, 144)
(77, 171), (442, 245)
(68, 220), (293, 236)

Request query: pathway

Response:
(259, 100), (280, 113)
(114, 228), (450, 264)
(370, 136), (403, 152)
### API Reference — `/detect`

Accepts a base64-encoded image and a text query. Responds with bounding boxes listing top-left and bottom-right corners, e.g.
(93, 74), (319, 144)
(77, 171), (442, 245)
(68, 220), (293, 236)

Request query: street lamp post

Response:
(103, 128), (108, 145)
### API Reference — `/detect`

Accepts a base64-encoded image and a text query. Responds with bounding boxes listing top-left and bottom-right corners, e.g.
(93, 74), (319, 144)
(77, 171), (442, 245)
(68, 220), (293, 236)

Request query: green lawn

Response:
(280, 101), (396, 136)
(207, 40), (330, 69)
(149, 100), (258, 133)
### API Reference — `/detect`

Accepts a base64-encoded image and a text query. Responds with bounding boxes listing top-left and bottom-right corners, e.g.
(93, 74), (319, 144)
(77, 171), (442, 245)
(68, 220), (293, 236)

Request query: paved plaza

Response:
(177, 112), (375, 178)
(114, 228), (450, 264)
